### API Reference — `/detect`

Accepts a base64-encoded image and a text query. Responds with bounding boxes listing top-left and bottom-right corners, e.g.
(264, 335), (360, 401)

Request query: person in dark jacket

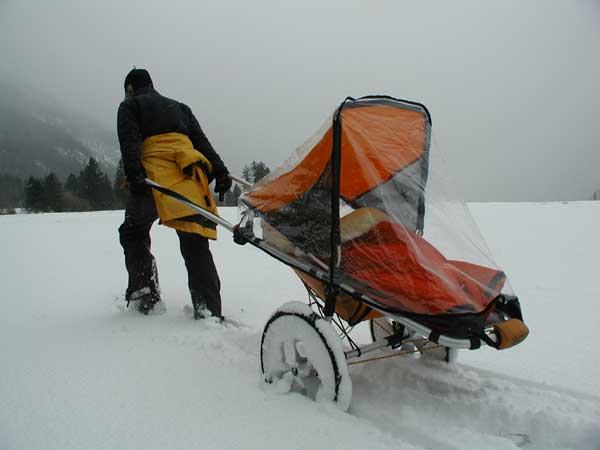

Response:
(117, 68), (232, 318)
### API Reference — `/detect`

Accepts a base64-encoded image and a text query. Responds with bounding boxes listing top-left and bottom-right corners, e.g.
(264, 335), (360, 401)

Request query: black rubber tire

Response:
(261, 302), (352, 411)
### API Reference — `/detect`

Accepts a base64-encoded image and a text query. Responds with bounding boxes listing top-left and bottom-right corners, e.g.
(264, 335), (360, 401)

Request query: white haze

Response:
(1, 0), (599, 201)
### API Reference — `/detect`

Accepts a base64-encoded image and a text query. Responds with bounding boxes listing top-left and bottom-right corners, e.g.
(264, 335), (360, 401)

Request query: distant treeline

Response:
(17, 157), (125, 214)
(0, 159), (271, 214)
(0, 174), (24, 213)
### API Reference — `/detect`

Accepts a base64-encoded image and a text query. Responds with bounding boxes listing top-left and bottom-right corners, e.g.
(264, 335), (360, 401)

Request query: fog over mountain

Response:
(1, 1), (599, 200)
(0, 78), (119, 180)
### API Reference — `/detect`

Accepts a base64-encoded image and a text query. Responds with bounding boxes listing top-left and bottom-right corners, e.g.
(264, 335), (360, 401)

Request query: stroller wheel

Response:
(261, 301), (352, 412)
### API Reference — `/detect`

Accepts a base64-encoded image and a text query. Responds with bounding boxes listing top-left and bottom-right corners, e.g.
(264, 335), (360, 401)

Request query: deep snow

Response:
(1, 203), (599, 450)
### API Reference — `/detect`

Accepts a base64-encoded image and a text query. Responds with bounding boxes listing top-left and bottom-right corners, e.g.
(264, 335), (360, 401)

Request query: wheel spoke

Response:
(297, 359), (316, 377)
(282, 339), (298, 367)
(295, 341), (308, 359)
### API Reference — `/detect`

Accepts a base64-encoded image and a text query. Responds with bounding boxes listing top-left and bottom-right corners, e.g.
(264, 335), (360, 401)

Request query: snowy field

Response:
(1, 203), (599, 450)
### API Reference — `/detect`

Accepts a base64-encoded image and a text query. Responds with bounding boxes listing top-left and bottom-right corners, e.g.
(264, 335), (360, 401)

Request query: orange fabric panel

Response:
(340, 105), (427, 200)
(244, 103), (427, 212)
(294, 270), (383, 323)
(244, 129), (333, 213)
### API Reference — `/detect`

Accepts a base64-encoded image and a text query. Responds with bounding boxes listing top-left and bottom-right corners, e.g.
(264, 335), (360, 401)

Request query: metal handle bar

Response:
(229, 174), (253, 188)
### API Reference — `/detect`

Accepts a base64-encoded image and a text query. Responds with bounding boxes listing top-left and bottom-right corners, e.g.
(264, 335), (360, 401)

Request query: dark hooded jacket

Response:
(117, 86), (227, 185)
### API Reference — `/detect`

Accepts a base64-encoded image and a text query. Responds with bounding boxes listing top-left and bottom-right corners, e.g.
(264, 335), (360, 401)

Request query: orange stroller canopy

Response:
(237, 96), (509, 337)
(245, 98), (430, 228)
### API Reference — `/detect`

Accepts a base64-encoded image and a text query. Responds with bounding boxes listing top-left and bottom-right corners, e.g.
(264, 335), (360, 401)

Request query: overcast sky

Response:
(1, 0), (599, 201)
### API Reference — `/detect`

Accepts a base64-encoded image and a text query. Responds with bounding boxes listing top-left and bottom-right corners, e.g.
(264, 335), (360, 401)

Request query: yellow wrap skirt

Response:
(141, 132), (218, 239)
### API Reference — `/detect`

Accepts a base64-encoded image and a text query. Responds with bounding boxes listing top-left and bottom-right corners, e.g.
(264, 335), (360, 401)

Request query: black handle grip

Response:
(219, 192), (224, 202)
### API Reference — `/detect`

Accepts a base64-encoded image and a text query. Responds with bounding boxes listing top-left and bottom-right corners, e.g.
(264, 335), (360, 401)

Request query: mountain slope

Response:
(0, 78), (119, 179)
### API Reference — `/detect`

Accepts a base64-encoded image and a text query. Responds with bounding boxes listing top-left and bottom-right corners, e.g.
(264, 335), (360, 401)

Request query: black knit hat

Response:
(123, 68), (153, 93)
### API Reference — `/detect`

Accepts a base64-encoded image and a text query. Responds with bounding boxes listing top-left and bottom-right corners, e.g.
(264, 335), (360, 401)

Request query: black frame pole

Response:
(324, 98), (350, 318)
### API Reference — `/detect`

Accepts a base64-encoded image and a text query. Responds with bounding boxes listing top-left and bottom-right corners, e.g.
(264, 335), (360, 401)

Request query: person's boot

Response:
(137, 293), (156, 315)
(192, 295), (222, 321)
(127, 287), (165, 315)
(192, 298), (209, 320)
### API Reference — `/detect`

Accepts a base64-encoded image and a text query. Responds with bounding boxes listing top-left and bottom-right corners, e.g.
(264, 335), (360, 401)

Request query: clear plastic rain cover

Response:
(236, 96), (514, 336)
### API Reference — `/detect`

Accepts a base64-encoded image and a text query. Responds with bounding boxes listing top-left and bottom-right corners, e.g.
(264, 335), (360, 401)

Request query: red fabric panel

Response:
(341, 222), (503, 315)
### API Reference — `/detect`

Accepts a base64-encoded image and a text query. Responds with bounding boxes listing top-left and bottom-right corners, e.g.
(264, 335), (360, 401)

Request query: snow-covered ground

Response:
(1, 203), (599, 450)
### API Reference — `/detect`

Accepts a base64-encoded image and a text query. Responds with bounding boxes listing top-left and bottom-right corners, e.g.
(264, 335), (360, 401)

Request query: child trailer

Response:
(146, 95), (528, 412)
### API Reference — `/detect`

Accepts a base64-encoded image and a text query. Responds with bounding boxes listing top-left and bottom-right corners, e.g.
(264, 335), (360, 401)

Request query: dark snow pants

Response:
(118, 188), (222, 316)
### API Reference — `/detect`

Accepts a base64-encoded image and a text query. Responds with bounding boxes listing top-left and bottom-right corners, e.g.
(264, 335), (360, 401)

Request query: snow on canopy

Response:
(237, 96), (512, 337)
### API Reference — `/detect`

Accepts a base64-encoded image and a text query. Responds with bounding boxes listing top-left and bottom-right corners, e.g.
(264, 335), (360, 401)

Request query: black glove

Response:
(128, 180), (148, 195)
(232, 225), (249, 246)
(213, 172), (232, 201)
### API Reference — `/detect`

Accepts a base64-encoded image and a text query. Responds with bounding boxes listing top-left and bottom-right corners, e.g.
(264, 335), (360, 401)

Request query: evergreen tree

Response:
(65, 173), (79, 193)
(78, 158), (114, 210)
(0, 174), (24, 209)
(223, 183), (242, 206)
(62, 172), (93, 212)
(24, 177), (44, 212)
(231, 183), (242, 206)
(113, 159), (128, 209)
(43, 172), (63, 212)
(242, 161), (271, 183)
(97, 172), (114, 209)
(251, 161), (270, 182)
(242, 165), (252, 183)
(222, 191), (231, 206)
